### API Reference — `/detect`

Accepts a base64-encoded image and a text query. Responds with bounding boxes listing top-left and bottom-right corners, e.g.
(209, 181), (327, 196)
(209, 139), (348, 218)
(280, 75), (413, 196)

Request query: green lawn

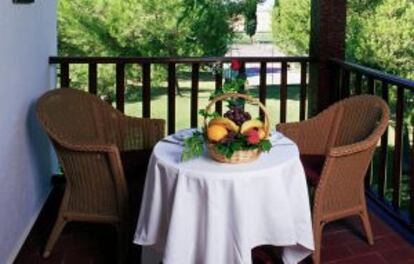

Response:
(123, 72), (305, 131)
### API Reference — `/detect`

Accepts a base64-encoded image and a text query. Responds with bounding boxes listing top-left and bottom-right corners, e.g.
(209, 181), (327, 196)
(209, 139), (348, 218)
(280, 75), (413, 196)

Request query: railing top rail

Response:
(330, 58), (414, 90)
(49, 56), (312, 64)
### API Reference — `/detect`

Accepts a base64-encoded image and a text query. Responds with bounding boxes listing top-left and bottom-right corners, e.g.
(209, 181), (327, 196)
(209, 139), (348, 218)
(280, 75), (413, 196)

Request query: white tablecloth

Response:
(134, 132), (314, 264)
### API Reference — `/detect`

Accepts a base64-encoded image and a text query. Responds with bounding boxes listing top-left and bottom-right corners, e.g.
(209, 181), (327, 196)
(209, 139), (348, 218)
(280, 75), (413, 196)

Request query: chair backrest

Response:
(37, 88), (127, 217)
(332, 95), (388, 148)
(322, 95), (389, 154)
(37, 88), (117, 146)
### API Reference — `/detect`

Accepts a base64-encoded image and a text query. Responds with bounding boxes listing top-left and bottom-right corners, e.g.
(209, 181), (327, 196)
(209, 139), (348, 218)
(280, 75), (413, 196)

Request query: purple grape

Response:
(244, 112), (251, 120)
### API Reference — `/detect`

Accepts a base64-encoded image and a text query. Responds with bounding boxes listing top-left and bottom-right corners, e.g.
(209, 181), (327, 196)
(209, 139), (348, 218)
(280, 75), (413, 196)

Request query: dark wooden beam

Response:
(309, 0), (347, 115)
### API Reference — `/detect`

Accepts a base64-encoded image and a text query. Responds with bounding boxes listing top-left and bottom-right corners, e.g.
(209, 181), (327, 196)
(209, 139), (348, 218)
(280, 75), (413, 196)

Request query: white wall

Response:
(0, 0), (57, 263)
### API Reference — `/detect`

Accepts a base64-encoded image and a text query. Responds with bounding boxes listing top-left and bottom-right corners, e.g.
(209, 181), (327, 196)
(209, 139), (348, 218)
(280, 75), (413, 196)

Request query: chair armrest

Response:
(53, 138), (129, 215)
(328, 141), (376, 158)
(118, 116), (165, 151)
(60, 141), (119, 153)
(276, 111), (336, 155)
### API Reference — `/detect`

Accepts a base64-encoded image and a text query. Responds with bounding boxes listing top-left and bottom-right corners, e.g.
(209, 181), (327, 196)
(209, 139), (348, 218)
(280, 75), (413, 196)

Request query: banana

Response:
(209, 117), (239, 133)
(240, 119), (264, 134)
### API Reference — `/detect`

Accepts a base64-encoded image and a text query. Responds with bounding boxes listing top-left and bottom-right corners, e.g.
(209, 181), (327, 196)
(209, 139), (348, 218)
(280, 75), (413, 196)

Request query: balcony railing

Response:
(330, 58), (414, 234)
(49, 56), (414, 237)
(49, 56), (311, 134)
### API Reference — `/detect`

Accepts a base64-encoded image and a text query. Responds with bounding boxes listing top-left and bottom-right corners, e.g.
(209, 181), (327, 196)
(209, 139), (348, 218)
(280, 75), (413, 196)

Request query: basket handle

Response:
(204, 93), (270, 137)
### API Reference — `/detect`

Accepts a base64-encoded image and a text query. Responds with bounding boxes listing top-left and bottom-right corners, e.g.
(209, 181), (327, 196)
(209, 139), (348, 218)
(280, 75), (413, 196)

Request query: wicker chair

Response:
(36, 88), (165, 262)
(276, 95), (389, 264)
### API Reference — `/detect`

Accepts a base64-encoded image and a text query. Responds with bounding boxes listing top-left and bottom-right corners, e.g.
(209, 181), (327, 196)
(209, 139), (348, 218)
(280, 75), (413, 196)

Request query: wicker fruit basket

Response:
(204, 93), (270, 164)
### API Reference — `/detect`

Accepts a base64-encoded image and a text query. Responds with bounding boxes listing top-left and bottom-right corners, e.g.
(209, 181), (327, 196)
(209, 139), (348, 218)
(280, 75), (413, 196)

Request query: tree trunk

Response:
(175, 79), (182, 97)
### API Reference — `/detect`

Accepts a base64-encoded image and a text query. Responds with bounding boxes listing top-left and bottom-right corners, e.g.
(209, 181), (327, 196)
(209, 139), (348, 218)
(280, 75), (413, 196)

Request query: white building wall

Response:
(0, 1), (57, 263)
(256, 0), (274, 32)
(233, 0), (274, 33)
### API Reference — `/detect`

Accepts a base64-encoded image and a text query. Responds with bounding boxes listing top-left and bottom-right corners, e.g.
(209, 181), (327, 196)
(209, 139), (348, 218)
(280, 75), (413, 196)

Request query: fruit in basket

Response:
(207, 125), (228, 142)
(258, 128), (266, 140)
(245, 129), (261, 144)
(224, 107), (251, 126)
(240, 119), (264, 134)
(209, 117), (239, 133)
(182, 92), (273, 162)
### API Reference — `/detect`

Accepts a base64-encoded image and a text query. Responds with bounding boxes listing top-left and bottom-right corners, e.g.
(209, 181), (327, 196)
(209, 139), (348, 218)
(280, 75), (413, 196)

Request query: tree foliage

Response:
(271, 0), (414, 79)
(271, 0), (310, 55)
(58, 0), (245, 100)
(348, 0), (414, 79)
(244, 0), (258, 38)
(59, 0), (240, 57)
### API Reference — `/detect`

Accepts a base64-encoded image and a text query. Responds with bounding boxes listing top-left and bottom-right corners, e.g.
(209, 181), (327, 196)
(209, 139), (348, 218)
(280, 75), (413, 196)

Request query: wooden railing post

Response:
(410, 127), (414, 223)
(167, 63), (176, 134)
(60, 62), (70, 88)
(378, 81), (389, 199)
(88, 63), (97, 95)
(280, 61), (288, 123)
(215, 63), (223, 114)
(142, 63), (151, 118)
(191, 63), (199, 128)
(393, 86), (404, 209)
(300, 62), (307, 121)
(340, 69), (350, 99)
(259, 62), (267, 120)
(115, 63), (125, 113)
(355, 73), (362, 95)
(368, 77), (375, 95)
(239, 62), (246, 92)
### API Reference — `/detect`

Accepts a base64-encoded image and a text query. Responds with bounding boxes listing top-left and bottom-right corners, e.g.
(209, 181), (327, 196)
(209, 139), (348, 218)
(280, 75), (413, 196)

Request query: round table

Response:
(134, 131), (314, 264)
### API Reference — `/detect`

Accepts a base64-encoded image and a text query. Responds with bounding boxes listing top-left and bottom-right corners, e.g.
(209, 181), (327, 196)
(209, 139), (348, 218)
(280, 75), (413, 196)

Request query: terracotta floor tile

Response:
(347, 234), (409, 255)
(321, 246), (352, 263)
(328, 253), (387, 264)
(322, 230), (365, 248)
(380, 246), (414, 264)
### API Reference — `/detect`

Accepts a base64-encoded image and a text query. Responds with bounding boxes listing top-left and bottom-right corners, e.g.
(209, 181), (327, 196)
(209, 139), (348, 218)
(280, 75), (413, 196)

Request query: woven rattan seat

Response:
(36, 88), (165, 262)
(277, 95), (389, 264)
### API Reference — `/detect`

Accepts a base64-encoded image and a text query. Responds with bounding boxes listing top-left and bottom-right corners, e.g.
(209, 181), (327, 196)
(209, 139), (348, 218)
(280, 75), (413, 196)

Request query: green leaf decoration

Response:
(181, 131), (205, 161)
(259, 139), (272, 152)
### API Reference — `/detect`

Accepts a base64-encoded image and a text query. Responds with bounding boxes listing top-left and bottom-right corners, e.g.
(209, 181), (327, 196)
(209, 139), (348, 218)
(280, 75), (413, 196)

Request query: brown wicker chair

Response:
(276, 95), (389, 264)
(36, 88), (165, 262)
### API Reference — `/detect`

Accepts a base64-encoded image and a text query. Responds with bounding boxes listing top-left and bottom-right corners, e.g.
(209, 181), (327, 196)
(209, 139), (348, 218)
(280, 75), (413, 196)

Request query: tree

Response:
(59, 0), (242, 57)
(271, 0), (310, 55)
(244, 0), (258, 41)
(58, 0), (245, 99)
(347, 0), (414, 79)
(271, 0), (414, 80)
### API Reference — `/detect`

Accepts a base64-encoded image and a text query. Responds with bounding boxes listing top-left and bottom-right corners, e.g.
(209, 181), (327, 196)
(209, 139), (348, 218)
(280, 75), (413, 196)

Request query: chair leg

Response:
(359, 208), (374, 245)
(43, 216), (67, 258)
(312, 221), (324, 264)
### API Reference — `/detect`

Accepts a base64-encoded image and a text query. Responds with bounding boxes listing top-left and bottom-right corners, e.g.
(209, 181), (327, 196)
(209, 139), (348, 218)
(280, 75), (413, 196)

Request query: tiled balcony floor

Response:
(14, 183), (414, 264)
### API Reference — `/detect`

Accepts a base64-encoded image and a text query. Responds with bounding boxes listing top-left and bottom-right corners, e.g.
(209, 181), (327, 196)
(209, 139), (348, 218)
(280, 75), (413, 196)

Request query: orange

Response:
(207, 125), (228, 142)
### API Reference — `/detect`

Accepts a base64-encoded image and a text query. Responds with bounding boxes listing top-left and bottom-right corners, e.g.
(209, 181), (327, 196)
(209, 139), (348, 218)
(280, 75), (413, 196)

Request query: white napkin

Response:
(172, 128), (197, 141)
